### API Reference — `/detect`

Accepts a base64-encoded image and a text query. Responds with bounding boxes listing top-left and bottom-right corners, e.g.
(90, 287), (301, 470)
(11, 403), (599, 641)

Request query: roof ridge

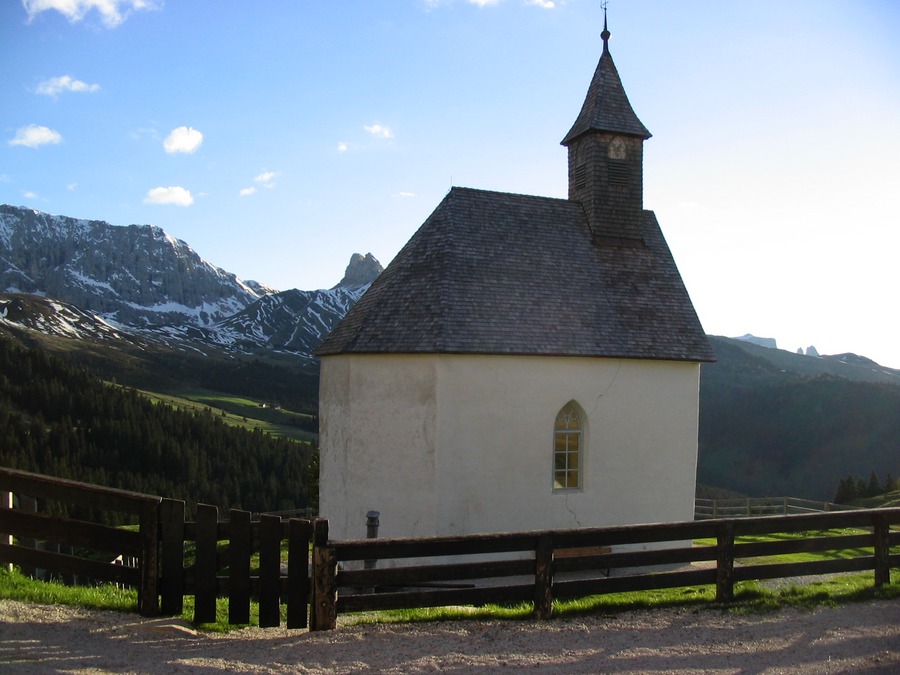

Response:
(449, 185), (572, 205)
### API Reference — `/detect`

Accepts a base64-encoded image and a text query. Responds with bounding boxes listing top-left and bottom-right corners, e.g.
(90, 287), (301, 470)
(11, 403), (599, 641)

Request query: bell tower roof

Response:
(561, 12), (651, 145)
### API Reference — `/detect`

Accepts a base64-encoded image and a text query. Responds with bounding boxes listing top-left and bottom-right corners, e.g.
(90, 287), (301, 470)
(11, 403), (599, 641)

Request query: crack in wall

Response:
(564, 494), (582, 527)
(587, 358), (622, 416)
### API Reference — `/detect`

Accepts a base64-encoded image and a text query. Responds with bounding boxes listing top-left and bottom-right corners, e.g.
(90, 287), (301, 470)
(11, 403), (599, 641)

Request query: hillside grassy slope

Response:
(699, 336), (900, 501)
(0, 335), (316, 519)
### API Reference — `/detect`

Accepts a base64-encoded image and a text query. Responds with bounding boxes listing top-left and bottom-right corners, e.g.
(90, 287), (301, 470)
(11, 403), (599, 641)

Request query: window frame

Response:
(553, 401), (585, 492)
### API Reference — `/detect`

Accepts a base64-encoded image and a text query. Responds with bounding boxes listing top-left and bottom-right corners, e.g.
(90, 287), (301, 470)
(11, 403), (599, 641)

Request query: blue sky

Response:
(2, 0), (899, 368)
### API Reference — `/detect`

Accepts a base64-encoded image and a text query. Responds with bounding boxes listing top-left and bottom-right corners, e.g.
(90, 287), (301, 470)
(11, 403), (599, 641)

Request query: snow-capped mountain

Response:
(0, 204), (261, 327)
(0, 205), (382, 357)
(211, 286), (368, 354)
(0, 293), (144, 345)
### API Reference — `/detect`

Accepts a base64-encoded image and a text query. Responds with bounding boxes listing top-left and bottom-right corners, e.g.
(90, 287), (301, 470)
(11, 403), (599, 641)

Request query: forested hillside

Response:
(0, 336), (314, 519)
(699, 337), (900, 500)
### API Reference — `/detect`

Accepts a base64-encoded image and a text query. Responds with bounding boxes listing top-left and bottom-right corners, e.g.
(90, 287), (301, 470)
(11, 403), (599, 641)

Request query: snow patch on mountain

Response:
(0, 203), (383, 358)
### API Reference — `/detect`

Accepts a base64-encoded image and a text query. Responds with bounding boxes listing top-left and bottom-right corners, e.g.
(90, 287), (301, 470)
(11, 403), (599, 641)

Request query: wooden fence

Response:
(0, 468), (315, 627)
(695, 496), (859, 519)
(0, 466), (161, 615)
(1, 467), (898, 632)
(158, 500), (312, 628)
(308, 508), (900, 630)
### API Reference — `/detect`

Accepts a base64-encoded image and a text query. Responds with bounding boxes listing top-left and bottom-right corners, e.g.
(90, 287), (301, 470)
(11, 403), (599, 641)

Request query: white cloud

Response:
(468, 0), (500, 6)
(23, 191), (39, 199)
(240, 170), (279, 196)
(144, 186), (194, 206)
(9, 125), (62, 148)
(67, 182), (77, 191)
(254, 171), (278, 186)
(526, 0), (555, 7)
(364, 123), (394, 139)
(35, 75), (100, 97)
(337, 141), (348, 153)
(163, 126), (204, 154)
(398, 192), (416, 198)
(23, 0), (159, 28)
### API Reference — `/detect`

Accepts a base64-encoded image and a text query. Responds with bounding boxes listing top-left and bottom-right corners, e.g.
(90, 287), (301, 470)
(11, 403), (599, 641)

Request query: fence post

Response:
(194, 503), (219, 624)
(160, 498), (185, 616)
(310, 519), (337, 631)
(716, 521), (735, 603)
(138, 500), (160, 617)
(1, 492), (11, 572)
(873, 513), (890, 588)
(18, 495), (37, 578)
(287, 518), (312, 629)
(534, 534), (554, 620)
(228, 509), (252, 625)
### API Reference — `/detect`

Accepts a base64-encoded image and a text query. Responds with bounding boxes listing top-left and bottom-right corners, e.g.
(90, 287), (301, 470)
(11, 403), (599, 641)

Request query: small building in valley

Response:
(315, 15), (714, 540)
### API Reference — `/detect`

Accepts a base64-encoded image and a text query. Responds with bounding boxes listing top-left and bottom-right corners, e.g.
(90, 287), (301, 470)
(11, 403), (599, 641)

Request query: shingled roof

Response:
(561, 28), (651, 144)
(315, 187), (714, 362)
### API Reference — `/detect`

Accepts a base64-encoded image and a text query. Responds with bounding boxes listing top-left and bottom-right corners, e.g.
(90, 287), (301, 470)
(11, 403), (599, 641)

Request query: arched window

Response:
(553, 402), (583, 490)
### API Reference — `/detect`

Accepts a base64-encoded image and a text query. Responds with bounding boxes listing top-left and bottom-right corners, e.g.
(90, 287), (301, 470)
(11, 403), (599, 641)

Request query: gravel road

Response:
(1, 598), (898, 673)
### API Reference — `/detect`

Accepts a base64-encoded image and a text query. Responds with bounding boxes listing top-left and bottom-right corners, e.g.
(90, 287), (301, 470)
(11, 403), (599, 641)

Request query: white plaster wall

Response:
(319, 353), (700, 541)
(318, 355), (438, 540)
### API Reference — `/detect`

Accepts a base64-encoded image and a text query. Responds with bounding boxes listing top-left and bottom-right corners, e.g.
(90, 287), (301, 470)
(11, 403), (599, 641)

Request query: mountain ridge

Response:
(0, 204), (382, 357)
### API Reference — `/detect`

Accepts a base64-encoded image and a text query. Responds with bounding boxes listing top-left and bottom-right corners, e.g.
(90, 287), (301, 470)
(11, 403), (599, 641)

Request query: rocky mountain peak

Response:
(0, 204), (262, 328)
(1, 205), (388, 359)
(333, 253), (382, 290)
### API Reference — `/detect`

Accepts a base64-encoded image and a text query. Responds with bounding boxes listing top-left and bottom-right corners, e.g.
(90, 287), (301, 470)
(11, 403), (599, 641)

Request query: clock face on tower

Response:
(608, 136), (626, 159)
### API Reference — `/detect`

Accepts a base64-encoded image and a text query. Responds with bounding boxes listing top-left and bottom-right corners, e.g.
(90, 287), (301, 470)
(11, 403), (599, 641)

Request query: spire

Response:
(561, 8), (650, 146)
(601, 1), (610, 53)
(561, 6), (650, 244)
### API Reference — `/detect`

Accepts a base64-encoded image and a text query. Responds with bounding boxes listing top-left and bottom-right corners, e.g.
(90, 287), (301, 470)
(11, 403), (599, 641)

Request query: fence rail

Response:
(309, 508), (900, 630)
(0, 466), (161, 615)
(694, 496), (858, 519)
(1, 467), (898, 631)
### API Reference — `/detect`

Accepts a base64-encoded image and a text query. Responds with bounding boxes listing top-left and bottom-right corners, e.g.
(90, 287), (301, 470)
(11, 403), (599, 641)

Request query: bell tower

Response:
(561, 11), (651, 245)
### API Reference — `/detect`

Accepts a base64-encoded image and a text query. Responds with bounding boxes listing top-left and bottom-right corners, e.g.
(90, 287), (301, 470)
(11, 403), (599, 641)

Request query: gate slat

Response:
(193, 503), (218, 624)
(287, 518), (311, 629)
(228, 509), (252, 625)
(258, 514), (282, 627)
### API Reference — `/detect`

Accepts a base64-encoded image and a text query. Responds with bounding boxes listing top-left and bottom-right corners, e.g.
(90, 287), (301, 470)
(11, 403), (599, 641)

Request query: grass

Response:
(137, 388), (316, 443)
(695, 528), (876, 564)
(0, 566), (137, 613)
(356, 571), (899, 626)
(3, 536), (898, 632)
(9, 566), (894, 632)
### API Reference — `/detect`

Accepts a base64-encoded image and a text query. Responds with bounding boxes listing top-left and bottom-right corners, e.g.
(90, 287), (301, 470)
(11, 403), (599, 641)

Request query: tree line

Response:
(833, 471), (898, 505)
(0, 336), (315, 522)
(699, 347), (900, 501)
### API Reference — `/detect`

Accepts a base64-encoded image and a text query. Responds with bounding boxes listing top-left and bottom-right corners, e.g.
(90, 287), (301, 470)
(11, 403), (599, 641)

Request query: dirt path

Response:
(1, 598), (898, 673)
